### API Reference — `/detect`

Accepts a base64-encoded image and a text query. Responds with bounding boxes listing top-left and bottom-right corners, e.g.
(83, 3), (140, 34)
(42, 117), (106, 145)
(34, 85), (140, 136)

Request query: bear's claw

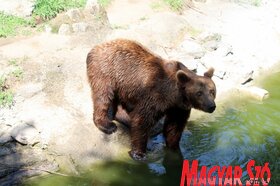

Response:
(128, 150), (147, 161)
(96, 122), (117, 134)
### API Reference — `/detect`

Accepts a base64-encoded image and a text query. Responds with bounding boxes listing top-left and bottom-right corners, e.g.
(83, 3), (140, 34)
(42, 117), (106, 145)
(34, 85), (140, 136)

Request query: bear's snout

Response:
(206, 103), (216, 113)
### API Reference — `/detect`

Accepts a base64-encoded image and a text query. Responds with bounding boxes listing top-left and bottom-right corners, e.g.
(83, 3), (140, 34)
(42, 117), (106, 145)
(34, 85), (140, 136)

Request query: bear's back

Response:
(87, 39), (167, 87)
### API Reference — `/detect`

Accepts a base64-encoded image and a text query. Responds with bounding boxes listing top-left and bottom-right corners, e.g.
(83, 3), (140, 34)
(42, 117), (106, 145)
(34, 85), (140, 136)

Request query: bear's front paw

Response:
(96, 121), (117, 134)
(128, 150), (147, 161)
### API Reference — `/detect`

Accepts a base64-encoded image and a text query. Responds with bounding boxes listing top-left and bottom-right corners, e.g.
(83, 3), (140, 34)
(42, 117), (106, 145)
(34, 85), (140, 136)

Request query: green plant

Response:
(163, 0), (184, 11)
(8, 59), (18, 66)
(0, 76), (13, 107)
(32, 0), (86, 20)
(11, 68), (23, 78)
(97, 0), (112, 7)
(0, 12), (32, 37)
(0, 90), (13, 107)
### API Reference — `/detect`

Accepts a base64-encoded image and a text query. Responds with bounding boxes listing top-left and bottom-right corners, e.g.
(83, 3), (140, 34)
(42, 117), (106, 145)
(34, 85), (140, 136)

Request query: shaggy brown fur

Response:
(86, 39), (216, 160)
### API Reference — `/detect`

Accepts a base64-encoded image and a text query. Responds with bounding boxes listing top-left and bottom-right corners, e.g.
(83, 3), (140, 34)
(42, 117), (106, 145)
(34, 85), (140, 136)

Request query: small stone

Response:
(72, 22), (89, 33)
(66, 8), (82, 21)
(44, 25), (52, 33)
(58, 24), (71, 35)
(11, 123), (40, 145)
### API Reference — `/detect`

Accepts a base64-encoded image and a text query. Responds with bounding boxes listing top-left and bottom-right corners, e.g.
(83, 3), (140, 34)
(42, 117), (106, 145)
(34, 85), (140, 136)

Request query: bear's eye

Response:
(196, 91), (202, 97)
(210, 90), (215, 96)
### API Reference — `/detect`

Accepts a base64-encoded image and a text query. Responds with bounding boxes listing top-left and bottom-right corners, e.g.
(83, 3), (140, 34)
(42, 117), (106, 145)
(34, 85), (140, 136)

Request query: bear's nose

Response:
(208, 104), (216, 113)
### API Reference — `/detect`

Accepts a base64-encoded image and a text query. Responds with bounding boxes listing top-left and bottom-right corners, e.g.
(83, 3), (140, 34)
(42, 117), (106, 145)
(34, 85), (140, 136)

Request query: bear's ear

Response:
(176, 70), (191, 84)
(204, 67), (215, 78)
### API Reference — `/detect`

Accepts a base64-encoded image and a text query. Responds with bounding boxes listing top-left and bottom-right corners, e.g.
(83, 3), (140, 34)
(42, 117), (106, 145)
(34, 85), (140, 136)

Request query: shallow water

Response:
(26, 72), (280, 186)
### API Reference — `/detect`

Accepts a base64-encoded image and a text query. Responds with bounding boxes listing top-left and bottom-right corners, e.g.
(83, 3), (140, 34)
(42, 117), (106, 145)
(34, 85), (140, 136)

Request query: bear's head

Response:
(176, 68), (216, 113)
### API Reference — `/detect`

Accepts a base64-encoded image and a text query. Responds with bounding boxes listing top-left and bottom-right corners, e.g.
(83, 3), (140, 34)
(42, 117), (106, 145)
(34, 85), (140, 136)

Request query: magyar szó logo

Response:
(180, 160), (271, 186)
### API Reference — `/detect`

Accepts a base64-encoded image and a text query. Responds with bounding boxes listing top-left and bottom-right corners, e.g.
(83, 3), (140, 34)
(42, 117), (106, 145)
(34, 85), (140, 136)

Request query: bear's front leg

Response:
(163, 108), (190, 150)
(92, 86), (118, 134)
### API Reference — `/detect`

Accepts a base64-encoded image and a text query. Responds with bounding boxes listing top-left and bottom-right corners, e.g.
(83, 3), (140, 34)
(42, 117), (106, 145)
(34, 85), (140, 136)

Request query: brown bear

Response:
(86, 39), (216, 161)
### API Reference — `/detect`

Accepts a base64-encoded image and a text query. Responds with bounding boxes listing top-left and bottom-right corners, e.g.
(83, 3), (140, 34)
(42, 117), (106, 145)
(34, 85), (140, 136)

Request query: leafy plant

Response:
(32, 0), (86, 20)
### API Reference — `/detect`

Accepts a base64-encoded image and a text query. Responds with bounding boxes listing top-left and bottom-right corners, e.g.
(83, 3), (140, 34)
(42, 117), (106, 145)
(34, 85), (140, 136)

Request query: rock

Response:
(11, 123), (40, 146)
(72, 22), (89, 33)
(0, 0), (35, 18)
(58, 24), (71, 35)
(44, 25), (52, 33)
(179, 39), (206, 59)
(17, 83), (43, 99)
(238, 86), (269, 101)
(241, 70), (254, 85)
(66, 8), (82, 21)
(85, 0), (100, 15)
(200, 33), (222, 51)
(0, 129), (13, 144)
(215, 70), (226, 80)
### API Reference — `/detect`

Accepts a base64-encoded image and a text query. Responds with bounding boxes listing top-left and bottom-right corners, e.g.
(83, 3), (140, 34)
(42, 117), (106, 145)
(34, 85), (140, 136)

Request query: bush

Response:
(33, 0), (86, 20)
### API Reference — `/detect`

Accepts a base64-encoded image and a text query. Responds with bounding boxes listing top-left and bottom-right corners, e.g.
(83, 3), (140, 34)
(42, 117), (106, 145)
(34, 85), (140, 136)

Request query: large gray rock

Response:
(0, 0), (35, 18)
(66, 8), (82, 21)
(85, 0), (100, 15)
(179, 39), (206, 59)
(72, 22), (89, 33)
(11, 123), (41, 146)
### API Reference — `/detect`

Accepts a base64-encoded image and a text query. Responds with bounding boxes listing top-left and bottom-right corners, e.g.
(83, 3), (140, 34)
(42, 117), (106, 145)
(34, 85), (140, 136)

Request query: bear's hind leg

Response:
(93, 86), (118, 134)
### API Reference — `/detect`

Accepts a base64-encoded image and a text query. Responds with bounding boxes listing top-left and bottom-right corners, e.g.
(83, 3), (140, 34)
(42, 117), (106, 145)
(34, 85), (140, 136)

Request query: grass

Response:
(163, 0), (184, 11)
(0, 12), (34, 37)
(97, 0), (113, 7)
(0, 58), (26, 107)
(0, 76), (13, 107)
(33, 0), (87, 20)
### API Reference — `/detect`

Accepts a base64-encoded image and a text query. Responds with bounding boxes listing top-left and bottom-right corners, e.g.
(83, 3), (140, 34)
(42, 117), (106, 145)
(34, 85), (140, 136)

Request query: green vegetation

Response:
(0, 12), (34, 37)
(11, 68), (24, 79)
(0, 76), (13, 107)
(236, 0), (262, 6)
(8, 58), (24, 79)
(33, 0), (86, 20)
(163, 0), (184, 11)
(251, 0), (262, 6)
(97, 0), (113, 7)
(0, 58), (25, 107)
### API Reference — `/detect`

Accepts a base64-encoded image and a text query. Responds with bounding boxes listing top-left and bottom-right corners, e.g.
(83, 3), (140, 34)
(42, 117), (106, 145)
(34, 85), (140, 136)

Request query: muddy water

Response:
(26, 72), (280, 186)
